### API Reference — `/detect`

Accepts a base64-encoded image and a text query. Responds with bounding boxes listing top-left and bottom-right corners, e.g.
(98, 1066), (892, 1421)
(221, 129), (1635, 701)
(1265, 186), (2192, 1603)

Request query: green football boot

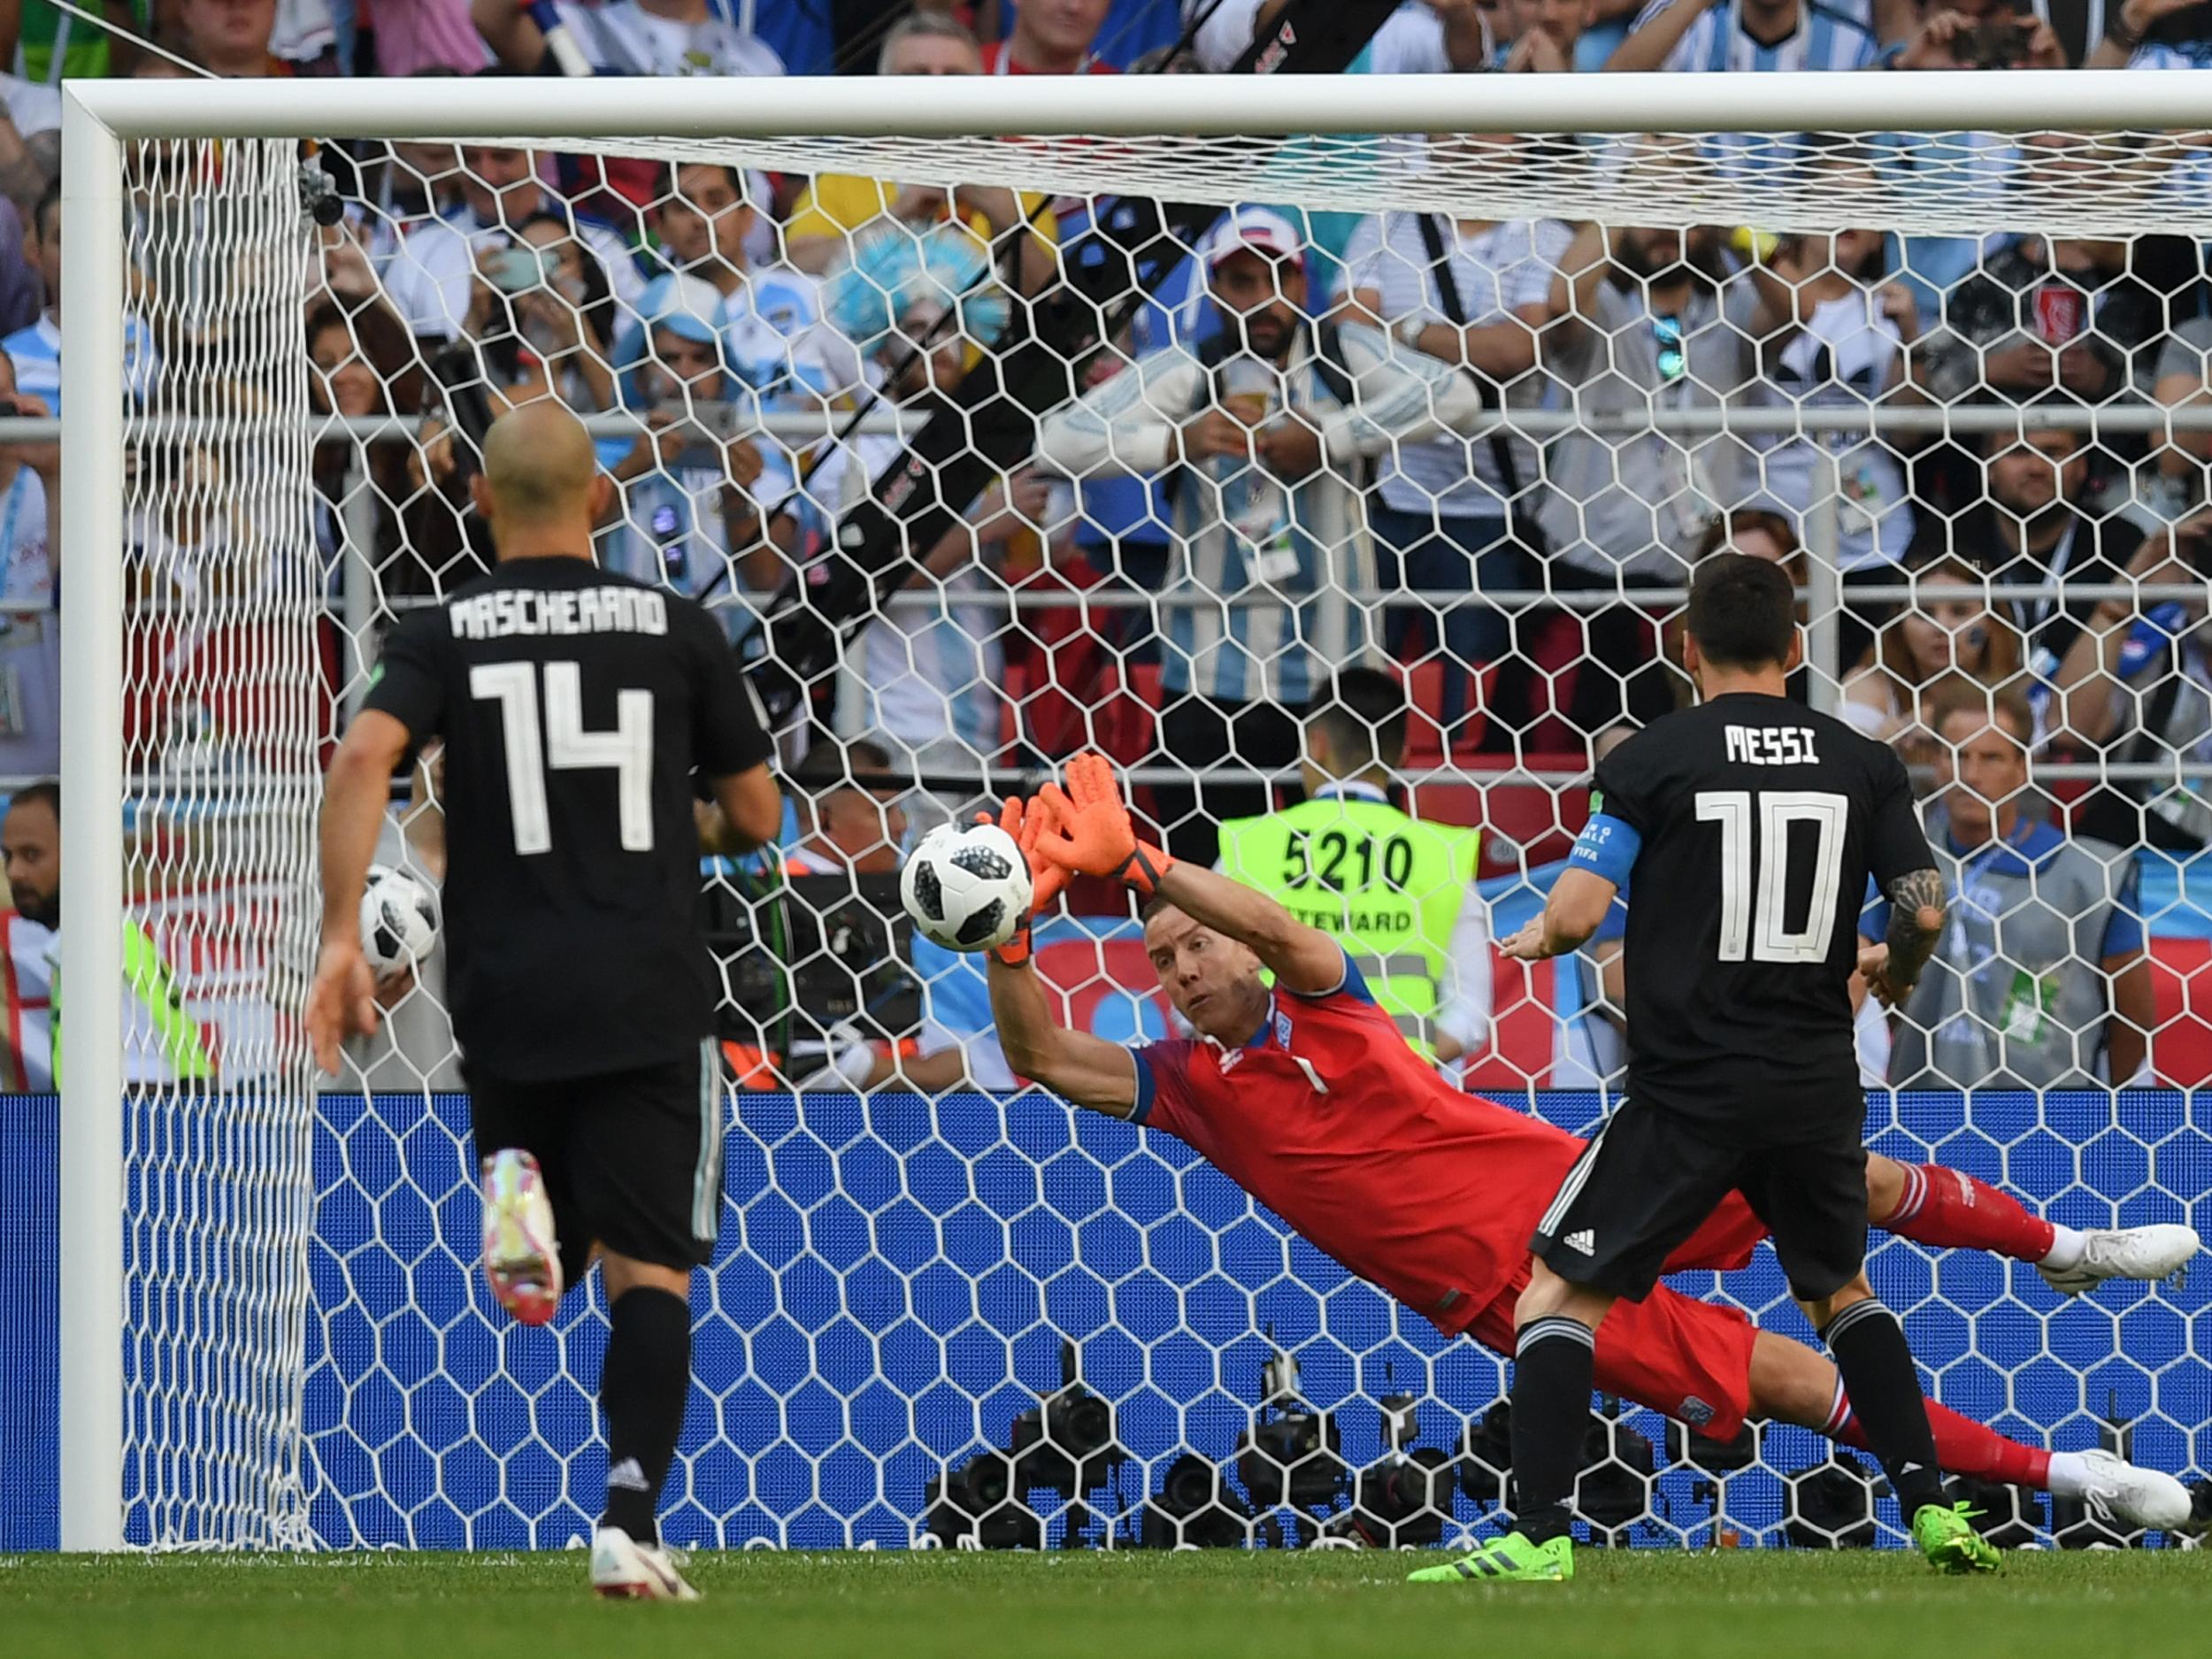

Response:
(1912, 1502), (2002, 1574)
(1407, 1532), (1574, 1584)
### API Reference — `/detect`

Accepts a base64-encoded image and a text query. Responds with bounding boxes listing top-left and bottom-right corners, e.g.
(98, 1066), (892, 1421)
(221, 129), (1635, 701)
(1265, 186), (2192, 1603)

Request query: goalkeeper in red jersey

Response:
(980, 756), (2199, 1534)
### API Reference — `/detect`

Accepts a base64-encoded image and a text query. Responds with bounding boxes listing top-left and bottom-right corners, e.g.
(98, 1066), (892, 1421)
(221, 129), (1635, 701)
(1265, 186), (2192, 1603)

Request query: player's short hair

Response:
(8, 779), (58, 821)
(1305, 667), (1408, 773)
(1685, 554), (1796, 672)
(1138, 892), (1179, 927)
(1929, 678), (2034, 749)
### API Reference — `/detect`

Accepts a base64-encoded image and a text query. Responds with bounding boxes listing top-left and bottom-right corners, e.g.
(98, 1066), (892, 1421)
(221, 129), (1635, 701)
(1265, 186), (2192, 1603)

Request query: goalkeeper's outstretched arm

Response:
(986, 955), (1139, 1118)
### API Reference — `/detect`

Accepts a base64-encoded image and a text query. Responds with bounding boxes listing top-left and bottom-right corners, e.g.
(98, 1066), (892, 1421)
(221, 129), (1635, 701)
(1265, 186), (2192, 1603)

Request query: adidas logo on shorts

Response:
(1563, 1230), (1596, 1256)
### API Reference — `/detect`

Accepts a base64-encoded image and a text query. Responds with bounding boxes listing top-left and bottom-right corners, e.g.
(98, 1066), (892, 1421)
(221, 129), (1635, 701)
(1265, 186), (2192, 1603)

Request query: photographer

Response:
(2051, 513), (2212, 849)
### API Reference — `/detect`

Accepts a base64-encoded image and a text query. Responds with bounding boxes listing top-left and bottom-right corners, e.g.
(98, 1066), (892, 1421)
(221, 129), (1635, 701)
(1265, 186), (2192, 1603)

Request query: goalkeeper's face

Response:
(2, 795), (58, 929)
(1144, 905), (1268, 1043)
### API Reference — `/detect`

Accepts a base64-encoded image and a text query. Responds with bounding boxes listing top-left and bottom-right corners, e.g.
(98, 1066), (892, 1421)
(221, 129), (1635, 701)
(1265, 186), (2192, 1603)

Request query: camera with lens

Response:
(1233, 1342), (1347, 1512)
(1957, 16), (2033, 69)
(1141, 1453), (1254, 1548)
(924, 1449), (1041, 1550)
(1008, 1340), (1123, 1497)
(1456, 1395), (1656, 1540)
(924, 1337), (1123, 1549)
(1321, 1386), (1453, 1548)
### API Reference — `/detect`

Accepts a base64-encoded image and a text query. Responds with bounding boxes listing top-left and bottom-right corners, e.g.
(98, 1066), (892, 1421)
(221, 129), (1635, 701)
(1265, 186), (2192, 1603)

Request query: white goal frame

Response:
(55, 67), (2200, 1552)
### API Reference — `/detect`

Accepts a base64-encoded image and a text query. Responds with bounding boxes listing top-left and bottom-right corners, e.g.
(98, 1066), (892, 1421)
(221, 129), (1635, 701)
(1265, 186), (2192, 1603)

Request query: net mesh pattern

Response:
(78, 123), (2212, 1549)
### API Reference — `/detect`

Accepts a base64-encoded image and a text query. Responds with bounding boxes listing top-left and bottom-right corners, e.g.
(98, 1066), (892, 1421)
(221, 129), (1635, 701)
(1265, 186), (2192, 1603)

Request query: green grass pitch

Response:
(8, 1548), (2209, 1659)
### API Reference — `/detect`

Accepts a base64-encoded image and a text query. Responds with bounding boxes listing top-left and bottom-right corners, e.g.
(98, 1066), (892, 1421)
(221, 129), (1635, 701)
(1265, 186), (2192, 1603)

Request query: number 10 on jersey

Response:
(470, 661), (656, 854)
(1694, 789), (1847, 964)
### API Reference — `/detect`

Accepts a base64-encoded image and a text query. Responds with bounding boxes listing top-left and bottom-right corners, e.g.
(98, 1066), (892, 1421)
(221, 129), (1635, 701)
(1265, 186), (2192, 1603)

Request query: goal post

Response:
(54, 69), (2212, 1552)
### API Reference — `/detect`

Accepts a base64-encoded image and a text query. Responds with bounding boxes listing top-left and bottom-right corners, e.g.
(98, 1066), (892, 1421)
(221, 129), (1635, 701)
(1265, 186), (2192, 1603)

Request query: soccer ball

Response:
(900, 823), (1032, 953)
(359, 864), (438, 975)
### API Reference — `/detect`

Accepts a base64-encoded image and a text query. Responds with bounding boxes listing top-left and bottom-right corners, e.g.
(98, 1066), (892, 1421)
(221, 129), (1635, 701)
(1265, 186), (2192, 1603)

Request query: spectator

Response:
(1743, 225), (1918, 577)
(2087, 0), (2212, 65)
(1214, 666), (1492, 1070)
(1878, 682), (2153, 1090)
(2141, 316), (2212, 525)
(1945, 421), (2138, 674)
(1890, 0), (2068, 67)
(606, 271), (786, 634)
(6, 178), (153, 419)
(368, 0), (492, 74)
(783, 15), (1056, 281)
(1605, 0), (1880, 73)
(1036, 207), (1481, 866)
(1496, 0), (1594, 68)
(0, 777), (56, 1089)
(2, 781), (214, 1086)
(1913, 193), (2201, 411)
(984, 0), (1114, 73)
(179, 0), (289, 74)
(653, 161), (859, 419)
(1338, 177), (1571, 743)
(380, 145), (642, 342)
(1841, 553), (2024, 745)
(2052, 515), (2212, 850)
(3, 0), (147, 81)
(0, 350), (55, 784)
(1189, 0), (1494, 72)
(307, 300), (424, 588)
(504, 211), (621, 410)
(472, 0), (783, 77)
(1538, 219), (1757, 733)
(808, 242), (1029, 796)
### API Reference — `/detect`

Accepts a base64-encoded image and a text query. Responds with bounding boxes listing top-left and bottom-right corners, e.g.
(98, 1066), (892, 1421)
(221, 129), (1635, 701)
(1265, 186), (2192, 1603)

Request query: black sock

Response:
(600, 1286), (692, 1545)
(1823, 1298), (1944, 1518)
(1509, 1317), (1596, 1544)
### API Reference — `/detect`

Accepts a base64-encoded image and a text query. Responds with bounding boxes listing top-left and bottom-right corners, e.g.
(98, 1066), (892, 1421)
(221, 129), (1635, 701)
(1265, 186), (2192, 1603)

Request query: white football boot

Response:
(2070, 1448), (2194, 1533)
(2036, 1224), (2200, 1297)
(590, 1525), (701, 1601)
(480, 1148), (562, 1326)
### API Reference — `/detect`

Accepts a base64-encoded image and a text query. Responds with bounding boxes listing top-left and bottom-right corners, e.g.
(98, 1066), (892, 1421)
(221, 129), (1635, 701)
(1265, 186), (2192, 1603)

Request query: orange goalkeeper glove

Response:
(1032, 753), (1174, 899)
(982, 794), (1069, 966)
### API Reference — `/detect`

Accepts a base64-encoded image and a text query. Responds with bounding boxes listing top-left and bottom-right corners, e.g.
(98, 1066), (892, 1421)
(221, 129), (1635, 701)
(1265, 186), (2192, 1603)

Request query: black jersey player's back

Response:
(363, 558), (772, 1080)
(1595, 693), (1928, 1134)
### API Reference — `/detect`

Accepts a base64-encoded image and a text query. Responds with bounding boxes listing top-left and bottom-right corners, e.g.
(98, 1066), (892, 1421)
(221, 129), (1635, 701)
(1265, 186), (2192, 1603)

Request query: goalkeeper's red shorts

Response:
(1465, 1192), (1772, 1443)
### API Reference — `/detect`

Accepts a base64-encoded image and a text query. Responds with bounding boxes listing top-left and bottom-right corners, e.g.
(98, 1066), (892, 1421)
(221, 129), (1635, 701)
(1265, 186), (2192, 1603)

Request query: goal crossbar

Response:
(58, 69), (2212, 142)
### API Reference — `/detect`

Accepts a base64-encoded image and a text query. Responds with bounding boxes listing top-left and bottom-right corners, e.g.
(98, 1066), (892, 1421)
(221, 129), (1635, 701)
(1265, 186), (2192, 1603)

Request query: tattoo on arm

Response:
(1883, 867), (1947, 994)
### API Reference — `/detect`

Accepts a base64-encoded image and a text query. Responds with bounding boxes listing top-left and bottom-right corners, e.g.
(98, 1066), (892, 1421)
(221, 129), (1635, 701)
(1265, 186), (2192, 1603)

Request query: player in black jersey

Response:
(1440, 556), (1995, 1583)
(307, 403), (780, 1600)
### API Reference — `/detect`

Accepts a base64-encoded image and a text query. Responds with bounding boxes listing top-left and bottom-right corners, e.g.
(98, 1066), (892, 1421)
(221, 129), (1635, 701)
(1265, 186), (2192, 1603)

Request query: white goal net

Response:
(50, 73), (2212, 1553)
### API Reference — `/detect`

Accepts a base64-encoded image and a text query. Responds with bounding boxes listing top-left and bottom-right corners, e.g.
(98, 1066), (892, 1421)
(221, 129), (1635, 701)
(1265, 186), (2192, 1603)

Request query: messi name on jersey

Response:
(1724, 724), (1822, 767)
(449, 586), (671, 641)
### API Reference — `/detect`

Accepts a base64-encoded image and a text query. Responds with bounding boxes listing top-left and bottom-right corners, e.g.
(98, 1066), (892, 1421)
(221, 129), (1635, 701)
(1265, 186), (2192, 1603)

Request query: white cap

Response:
(1201, 205), (1302, 270)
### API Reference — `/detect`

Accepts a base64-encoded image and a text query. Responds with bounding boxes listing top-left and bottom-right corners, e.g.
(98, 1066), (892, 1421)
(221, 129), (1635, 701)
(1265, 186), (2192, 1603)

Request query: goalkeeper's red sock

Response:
(1880, 1163), (2057, 1265)
(1824, 1379), (2051, 1489)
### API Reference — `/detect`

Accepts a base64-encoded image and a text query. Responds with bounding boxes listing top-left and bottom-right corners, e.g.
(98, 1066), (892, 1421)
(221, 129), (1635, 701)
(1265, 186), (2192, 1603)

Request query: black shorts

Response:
(466, 1041), (725, 1285)
(1529, 1098), (1868, 1303)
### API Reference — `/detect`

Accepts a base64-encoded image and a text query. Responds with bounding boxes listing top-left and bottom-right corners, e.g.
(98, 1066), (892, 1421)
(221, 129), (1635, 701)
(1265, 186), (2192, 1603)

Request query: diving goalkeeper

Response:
(982, 756), (2199, 1532)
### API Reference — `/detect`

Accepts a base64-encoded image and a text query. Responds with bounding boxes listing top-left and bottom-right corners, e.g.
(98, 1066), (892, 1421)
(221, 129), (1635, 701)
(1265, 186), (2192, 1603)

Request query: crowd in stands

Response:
(6, 0), (2212, 1092)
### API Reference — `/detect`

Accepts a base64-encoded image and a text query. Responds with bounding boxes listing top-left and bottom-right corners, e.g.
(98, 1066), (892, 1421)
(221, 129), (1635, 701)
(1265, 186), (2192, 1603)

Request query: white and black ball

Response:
(899, 824), (1033, 953)
(359, 864), (438, 975)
